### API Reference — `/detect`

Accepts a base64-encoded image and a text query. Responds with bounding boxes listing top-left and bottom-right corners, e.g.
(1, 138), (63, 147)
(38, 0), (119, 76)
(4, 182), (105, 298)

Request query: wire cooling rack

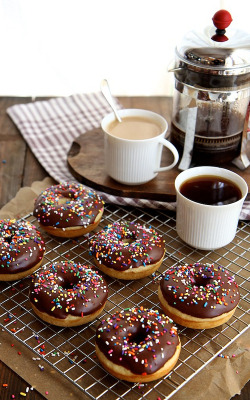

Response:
(0, 204), (249, 400)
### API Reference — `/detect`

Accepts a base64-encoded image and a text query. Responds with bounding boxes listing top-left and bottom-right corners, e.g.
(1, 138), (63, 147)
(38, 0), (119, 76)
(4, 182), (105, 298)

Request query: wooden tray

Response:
(67, 128), (250, 202)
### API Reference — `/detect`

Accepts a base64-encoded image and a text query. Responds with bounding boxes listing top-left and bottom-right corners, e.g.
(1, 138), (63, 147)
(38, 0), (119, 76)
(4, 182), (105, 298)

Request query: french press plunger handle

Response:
(211, 9), (233, 42)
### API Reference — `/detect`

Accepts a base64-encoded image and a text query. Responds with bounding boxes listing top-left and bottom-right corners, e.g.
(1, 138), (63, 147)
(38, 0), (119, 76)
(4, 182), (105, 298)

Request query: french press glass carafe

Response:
(170, 10), (250, 169)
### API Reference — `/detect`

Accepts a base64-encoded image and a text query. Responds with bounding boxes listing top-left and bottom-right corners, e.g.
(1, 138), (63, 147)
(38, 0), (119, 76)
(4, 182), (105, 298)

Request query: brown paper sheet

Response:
(0, 177), (249, 400)
(174, 334), (250, 400)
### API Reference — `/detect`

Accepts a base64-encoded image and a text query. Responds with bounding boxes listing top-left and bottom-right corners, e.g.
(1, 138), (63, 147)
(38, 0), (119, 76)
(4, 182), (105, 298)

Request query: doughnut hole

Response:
(57, 196), (70, 205)
(58, 274), (80, 291)
(121, 237), (135, 246)
(190, 274), (214, 287)
(128, 326), (148, 345)
(4, 234), (14, 244)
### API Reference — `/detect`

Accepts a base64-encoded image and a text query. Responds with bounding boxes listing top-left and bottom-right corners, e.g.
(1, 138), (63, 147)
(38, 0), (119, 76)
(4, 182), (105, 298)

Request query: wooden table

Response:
(0, 96), (249, 399)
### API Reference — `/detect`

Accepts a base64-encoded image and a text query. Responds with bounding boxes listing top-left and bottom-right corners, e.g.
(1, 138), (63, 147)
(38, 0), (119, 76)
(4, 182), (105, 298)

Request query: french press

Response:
(170, 10), (250, 170)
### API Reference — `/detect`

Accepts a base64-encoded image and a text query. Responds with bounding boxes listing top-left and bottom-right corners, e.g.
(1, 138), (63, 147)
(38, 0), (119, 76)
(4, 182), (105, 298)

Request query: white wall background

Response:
(0, 0), (249, 97)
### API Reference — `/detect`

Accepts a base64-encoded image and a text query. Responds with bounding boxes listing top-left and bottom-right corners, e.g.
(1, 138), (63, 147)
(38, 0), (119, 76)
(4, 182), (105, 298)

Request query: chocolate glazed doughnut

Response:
(158, 263), (240, 329)
(33, 183), (104, 238)
(0, 219), (45, 281)
(95, 307), (181, 382)
(89, 221), (165, 280)
(29, 261), (108, 327)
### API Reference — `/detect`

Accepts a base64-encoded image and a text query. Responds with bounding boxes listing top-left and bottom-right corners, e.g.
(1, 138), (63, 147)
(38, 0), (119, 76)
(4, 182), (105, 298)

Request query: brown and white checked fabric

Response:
(6, 92), (250, 219)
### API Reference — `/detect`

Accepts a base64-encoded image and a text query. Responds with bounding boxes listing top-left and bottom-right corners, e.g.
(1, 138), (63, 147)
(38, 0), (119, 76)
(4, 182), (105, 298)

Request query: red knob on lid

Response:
(212, 10), (232, 30)
(211, 10), (232, 42)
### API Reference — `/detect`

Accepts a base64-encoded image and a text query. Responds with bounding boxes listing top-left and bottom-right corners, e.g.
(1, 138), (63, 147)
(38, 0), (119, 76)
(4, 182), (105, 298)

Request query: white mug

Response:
(101, 109), (179, 185)
(175, 166), (248, 250)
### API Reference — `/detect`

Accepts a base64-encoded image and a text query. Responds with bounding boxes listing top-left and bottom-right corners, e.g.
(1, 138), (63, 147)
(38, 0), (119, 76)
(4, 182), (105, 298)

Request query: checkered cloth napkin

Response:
(6, 92), (250, 219)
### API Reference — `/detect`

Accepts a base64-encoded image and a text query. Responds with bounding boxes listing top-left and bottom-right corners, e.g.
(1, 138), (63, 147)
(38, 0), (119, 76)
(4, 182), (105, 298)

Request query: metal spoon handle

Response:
(101, 79), (122, 122)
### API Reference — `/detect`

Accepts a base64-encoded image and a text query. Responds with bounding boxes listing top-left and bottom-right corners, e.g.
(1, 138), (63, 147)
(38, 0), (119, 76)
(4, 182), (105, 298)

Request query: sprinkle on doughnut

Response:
(95, 307), (180, 381)
(0, 219), (45, 281)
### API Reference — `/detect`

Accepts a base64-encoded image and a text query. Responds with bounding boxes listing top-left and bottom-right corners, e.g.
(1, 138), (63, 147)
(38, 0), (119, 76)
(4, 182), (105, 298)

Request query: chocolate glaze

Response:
(89, 221), (165, 271)
(33, 183), (104, 229)
(0, 219), (45, 276)
(29, 261), (108, 319)
(96, 308), (180, 375)
(160, 263), (240, 319)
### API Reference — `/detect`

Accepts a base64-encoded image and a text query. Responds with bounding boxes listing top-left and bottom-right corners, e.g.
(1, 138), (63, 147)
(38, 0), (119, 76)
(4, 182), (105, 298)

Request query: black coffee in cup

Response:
(180, 175), (242, 206)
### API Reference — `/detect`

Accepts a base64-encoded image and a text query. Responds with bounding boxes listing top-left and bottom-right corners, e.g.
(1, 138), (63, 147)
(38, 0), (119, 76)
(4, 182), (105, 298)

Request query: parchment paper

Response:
(0, 177), (249, 400)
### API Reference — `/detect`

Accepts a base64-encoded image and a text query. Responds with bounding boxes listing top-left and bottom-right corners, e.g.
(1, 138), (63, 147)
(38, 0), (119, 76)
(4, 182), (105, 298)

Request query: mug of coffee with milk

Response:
(101, 109), (179, 185)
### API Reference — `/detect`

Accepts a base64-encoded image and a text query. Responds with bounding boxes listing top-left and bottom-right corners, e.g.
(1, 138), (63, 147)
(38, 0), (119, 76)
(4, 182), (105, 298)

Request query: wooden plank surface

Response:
(0, 96), (249, 399)
(0, 97), (48, 208)
(0, 360), (45, 399)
